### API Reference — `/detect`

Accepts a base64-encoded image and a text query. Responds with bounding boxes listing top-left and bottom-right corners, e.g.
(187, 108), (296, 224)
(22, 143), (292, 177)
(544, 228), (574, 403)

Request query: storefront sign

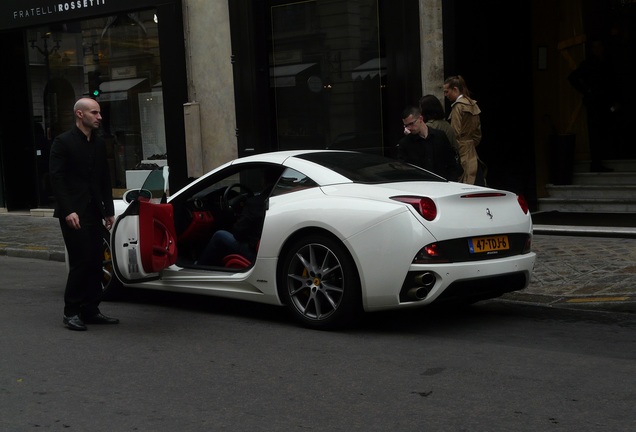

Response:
(0, 0), (160, 30)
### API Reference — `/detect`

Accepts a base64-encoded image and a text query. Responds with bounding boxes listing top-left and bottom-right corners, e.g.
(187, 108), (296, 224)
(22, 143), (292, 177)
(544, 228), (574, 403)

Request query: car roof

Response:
(230, 149), (343, 165)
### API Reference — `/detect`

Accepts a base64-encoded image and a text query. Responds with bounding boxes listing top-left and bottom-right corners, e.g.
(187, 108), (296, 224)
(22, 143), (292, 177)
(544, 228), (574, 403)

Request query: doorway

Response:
(228, 0), (422, 158)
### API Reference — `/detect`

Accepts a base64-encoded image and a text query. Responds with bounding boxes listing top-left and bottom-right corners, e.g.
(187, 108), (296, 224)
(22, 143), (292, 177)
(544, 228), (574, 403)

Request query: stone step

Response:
(571, 172), (636, 185)
(536, 197), (636, 213)
(573, 159), (636, 173)
(545, 184), (636, 199)
(30, 208), (54, 217)
(540, 159), (636, 213)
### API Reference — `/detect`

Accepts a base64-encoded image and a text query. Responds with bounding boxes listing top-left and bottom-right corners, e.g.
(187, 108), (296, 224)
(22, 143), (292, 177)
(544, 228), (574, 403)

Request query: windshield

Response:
(296, 151), (446, 183)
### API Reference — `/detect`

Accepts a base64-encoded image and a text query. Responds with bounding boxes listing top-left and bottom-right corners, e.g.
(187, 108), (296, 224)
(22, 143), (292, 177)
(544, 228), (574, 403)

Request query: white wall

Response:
(182, 0), (237, 173)
(419, 0), (445, 102)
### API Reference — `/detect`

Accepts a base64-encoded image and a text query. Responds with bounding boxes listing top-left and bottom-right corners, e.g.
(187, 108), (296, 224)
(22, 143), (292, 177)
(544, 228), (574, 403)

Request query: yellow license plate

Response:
(468, 235), (509, 253)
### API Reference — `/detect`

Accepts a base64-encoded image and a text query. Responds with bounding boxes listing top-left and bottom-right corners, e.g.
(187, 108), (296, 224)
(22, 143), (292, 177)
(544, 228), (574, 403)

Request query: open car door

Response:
(111, 167), (178, 284)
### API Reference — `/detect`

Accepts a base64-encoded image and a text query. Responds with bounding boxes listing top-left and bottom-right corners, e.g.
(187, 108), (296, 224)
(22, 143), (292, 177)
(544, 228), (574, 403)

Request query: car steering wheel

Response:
(222, 183), (254, 213)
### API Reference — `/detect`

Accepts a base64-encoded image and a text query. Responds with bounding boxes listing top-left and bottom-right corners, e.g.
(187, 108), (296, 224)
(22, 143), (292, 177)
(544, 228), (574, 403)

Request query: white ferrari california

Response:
(105, 150), (536, 329)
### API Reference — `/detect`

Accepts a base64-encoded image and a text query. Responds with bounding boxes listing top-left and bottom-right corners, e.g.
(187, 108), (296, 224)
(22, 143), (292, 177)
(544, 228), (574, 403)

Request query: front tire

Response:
(101, 227), (123, 301)
(279, 234), (361, 330)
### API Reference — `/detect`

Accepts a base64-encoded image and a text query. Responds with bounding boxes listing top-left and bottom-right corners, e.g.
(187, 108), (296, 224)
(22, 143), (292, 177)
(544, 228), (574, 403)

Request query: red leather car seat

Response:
(222, 254), (252, 268)
(222, 241), (259, 269)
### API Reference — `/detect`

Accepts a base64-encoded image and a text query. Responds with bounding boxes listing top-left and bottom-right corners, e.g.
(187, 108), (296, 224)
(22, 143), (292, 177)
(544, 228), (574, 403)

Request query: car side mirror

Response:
(122, 189), (153, 204)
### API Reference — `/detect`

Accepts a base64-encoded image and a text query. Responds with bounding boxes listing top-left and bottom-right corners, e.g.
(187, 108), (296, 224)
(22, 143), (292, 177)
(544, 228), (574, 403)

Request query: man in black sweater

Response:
(49, 98), (119, 331)
(397, 106), (461, 181)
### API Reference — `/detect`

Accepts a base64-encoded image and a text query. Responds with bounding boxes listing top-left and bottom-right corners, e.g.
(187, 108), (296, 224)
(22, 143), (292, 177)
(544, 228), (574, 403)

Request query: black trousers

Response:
(59, 206), (104, 317)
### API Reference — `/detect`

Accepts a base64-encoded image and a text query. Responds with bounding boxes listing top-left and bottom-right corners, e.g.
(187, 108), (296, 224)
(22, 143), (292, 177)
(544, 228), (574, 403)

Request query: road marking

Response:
(566, 297), (629, 303)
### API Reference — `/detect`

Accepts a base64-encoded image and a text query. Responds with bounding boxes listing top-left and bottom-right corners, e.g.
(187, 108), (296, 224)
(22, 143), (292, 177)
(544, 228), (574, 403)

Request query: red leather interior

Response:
(222, 254), (252, 268)
(139, 200), (178, 273)
(178, 210), (214, 244)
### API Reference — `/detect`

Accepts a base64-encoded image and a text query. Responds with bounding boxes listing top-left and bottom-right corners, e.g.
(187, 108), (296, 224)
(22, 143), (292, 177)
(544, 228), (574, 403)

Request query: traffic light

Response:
(88, 70), (103, 97)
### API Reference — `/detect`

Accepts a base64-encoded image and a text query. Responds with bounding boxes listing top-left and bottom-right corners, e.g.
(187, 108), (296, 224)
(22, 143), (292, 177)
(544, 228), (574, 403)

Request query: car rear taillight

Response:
(460, 192), (507, 198)
(523, 235), (532, 253)
(517, 194), (529, 214)
(392, 196), (437, 221)
(413, 242), (449, 263)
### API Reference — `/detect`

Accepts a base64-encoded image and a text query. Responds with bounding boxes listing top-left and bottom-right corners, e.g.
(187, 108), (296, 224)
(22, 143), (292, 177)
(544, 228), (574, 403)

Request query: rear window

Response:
(296, 151), (446, 183)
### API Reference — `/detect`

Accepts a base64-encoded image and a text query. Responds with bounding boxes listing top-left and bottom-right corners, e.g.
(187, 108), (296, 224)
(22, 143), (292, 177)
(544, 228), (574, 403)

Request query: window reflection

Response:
(269, 0), (385, 154)
(28, 10), (166, 206)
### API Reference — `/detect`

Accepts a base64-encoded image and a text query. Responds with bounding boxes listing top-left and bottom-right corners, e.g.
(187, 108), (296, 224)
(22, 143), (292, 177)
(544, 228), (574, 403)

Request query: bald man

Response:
(49, 97), (118, 330)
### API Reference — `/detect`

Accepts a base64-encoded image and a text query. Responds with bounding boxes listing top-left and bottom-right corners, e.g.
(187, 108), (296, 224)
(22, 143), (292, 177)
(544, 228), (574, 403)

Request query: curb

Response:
(0, 247), (66, 262)
(500, 291), (636, 315)
(533, 224), (636, 238)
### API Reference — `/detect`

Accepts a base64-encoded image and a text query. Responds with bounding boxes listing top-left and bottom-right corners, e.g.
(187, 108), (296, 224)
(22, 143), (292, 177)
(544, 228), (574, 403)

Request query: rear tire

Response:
(278, 234), (362, 330)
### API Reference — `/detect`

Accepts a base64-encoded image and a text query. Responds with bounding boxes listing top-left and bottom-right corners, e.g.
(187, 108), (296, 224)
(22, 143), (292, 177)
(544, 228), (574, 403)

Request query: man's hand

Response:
(104, 216), (115, 231)
(65, 212), (81, 230)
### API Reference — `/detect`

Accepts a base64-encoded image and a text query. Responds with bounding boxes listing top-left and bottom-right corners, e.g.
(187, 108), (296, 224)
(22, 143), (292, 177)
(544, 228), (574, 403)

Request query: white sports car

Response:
(106, 150), (536, 329)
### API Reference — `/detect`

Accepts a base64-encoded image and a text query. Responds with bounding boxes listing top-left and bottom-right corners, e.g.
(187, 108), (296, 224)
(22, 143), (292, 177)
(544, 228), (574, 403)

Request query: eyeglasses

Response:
(403, 117), (419, 128)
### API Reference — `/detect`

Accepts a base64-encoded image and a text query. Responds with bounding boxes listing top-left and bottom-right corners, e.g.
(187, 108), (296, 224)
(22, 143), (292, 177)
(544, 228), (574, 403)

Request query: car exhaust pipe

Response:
(407, 272), (437, 300)
(415, 271), (436, 287)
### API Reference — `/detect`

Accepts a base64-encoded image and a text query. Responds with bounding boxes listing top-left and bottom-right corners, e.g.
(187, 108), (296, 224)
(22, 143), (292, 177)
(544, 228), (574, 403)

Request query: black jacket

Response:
(397, 127), (462, 180)
(49, 125), (115, 219)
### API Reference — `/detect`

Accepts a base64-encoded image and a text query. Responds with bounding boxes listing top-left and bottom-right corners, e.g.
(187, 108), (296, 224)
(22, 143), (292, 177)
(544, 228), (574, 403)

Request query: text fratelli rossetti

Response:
(13, 0), (107, 20)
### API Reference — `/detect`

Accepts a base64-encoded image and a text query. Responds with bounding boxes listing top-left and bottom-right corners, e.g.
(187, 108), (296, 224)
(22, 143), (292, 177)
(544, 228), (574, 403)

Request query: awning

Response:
(270, 63), (316, 77)
(100, 78), (147, 93)
(270, 63), (317, 88)
(351, 58), (386, 80)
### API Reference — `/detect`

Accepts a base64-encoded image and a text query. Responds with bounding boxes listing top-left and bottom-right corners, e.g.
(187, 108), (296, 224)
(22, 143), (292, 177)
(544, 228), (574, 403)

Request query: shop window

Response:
(269, 0), (385, 153)
(27, 9), (166, 204)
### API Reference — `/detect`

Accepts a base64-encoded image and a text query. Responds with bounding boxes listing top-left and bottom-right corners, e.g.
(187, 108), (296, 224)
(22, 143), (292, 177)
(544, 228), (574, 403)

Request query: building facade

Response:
(0, 0), (632, 213)
(0, 0), (190, 210)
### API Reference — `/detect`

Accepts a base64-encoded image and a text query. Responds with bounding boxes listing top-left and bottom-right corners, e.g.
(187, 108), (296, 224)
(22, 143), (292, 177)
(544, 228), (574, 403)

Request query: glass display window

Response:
(27, 9), (166, 205)
(269, 0), (385, 154)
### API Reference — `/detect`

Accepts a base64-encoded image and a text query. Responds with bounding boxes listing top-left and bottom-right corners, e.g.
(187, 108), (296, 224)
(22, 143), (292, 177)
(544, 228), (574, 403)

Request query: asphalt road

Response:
(1, 256), (635, 432)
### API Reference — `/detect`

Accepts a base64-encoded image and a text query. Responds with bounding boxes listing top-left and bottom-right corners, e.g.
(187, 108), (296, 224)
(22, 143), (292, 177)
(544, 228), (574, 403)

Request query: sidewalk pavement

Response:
(1, 211), (635, 314)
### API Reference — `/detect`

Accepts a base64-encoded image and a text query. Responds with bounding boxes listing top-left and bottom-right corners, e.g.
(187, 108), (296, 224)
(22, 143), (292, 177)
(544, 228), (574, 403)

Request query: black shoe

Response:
(83, 313), (120, 324)
(63, 315), (87, 331)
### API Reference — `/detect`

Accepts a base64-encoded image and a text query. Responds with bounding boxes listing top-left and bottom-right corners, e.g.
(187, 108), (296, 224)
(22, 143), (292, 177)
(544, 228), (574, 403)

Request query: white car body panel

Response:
(107, 150), (537, 327)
